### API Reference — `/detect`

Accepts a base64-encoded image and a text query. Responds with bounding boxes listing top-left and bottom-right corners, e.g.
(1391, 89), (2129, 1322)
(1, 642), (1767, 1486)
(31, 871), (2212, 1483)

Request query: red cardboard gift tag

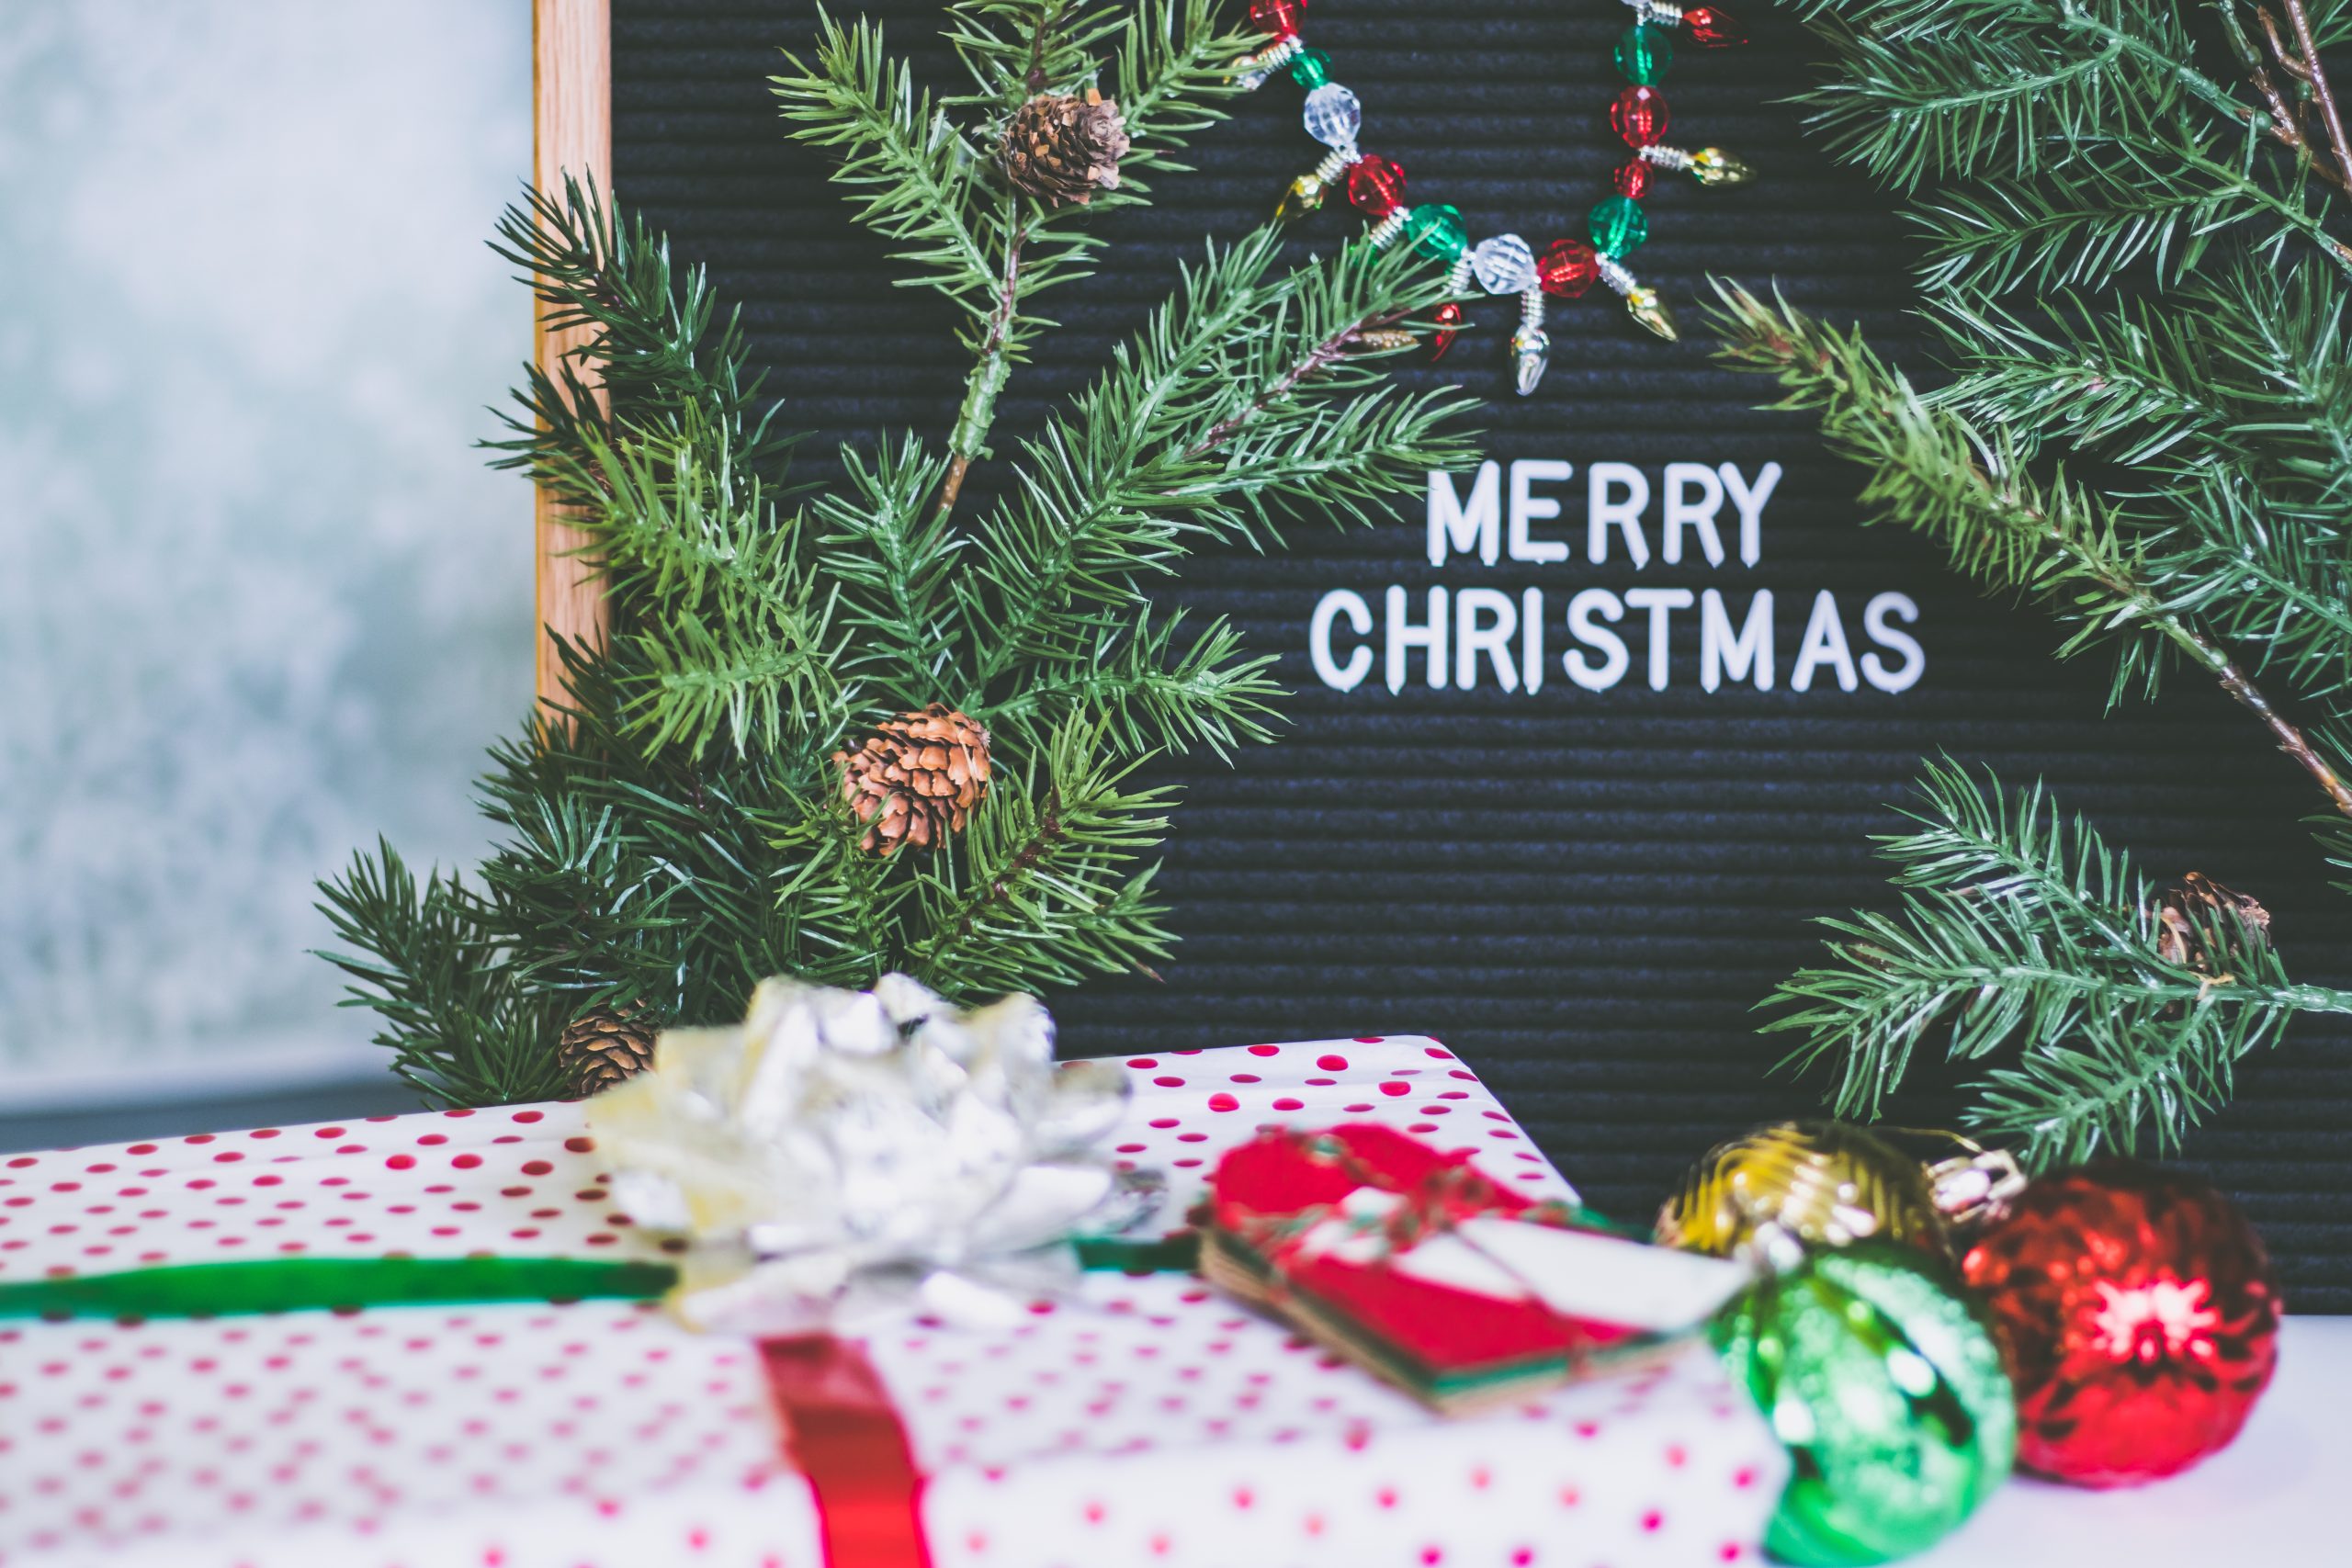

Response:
(1206, 1123), (1749, 1412)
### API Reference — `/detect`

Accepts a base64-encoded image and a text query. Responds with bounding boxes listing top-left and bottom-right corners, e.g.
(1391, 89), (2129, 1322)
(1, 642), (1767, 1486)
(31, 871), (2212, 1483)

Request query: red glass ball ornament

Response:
(1536, 240), (1600, 299)
(1249, 0), (1306, 38)
(1347, 154), (1408, 218)
(1683, 6), (1747, 48)
(1611, 85), (1669, 148)
(1961, 1161), (2279, 1488)
(1426, 300), (1465, 362)
(1613, 159), (1651, 199)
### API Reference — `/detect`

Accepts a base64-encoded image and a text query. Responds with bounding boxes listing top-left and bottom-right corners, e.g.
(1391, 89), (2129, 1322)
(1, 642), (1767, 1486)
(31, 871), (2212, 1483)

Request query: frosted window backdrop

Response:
(0, 4), (533, 1088)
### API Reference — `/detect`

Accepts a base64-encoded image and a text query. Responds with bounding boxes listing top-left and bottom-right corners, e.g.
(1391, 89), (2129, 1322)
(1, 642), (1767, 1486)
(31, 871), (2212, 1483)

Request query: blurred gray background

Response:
(0, 2), (534, 1145)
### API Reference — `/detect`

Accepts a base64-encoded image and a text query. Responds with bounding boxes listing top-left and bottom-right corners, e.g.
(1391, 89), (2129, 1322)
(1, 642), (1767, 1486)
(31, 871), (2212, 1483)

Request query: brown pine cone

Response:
(2154, 872), (2271, 974)
(998, 88), (1129, 206)
(556, 1004), (657, 1097)
(832, 704), (992, 854)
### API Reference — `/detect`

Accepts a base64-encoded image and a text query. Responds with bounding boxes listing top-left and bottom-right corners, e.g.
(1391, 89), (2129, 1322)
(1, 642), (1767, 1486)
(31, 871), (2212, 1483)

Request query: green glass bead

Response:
(1588, 195), (1648, 257)
(1404, 203), (1468, 263)
(1614, 24), (1672, 85)
(1288, 48), (1330, 89)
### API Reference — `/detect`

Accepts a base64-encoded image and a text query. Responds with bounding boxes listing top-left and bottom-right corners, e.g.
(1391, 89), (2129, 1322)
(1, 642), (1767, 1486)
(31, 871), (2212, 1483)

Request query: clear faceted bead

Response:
(1302, 83), (1362, 150)
(1469, 233), (1538, 295)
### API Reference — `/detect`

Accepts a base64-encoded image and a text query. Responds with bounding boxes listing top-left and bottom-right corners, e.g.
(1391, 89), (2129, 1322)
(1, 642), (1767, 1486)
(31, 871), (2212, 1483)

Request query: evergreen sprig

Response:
(1721, 0), (2352, 1163)
(1768, 760), (2352, 1166)
(319, 3), (1471, 1105)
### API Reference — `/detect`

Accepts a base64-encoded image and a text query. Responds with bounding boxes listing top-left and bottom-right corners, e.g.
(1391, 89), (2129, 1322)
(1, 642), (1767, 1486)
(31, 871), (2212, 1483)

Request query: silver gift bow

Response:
(587, 974), (1136, 1334)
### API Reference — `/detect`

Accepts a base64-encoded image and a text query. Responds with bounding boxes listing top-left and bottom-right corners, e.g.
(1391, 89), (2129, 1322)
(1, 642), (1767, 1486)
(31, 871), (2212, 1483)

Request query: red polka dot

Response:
(126, 1145), (158, 1156)
(1375, 1485), (1398, 1508)
(1316, 1055), (1349, 1072)
(385, 1155), (416, 1171)
(1379, 1082), (1410, 1098)
(1272, 1098), (1305, 1111)
(185, 1134), (215, 1145)
(1148, 1118), (1179, 1130)
(563, 1137), (595, 1154)
(521, 1162), (553, 1177)
(1511, 1551), (1534, 1567)
(1247, 1044), (1279, 1056)
(452, 1155), (482, 1170)
(1152, 1077), (1185, 1089)
(1126, 1057), (1159, 1068)
(511, 1110), (543, 1123)
(1643, 1510), (1664, 1531)
(1205, 1094), (1240, 1112)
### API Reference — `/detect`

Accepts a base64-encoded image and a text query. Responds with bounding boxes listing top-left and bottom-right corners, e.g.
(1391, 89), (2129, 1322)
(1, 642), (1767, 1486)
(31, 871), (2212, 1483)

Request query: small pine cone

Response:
(2154, 872), (2272, 974)
(999, 88), (1130, 206)
(556, 1004), (657, 1097)
(832, 704), (993, 854)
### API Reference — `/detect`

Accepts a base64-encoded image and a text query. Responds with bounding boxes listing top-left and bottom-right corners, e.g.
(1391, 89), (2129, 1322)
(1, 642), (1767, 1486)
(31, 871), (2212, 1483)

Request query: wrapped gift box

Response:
(0, 1036), (1787, 1566)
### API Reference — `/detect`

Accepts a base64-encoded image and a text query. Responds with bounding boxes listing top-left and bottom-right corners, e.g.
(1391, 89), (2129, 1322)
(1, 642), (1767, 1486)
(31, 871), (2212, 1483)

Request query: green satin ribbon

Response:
(0, 1235), (1201, 1323)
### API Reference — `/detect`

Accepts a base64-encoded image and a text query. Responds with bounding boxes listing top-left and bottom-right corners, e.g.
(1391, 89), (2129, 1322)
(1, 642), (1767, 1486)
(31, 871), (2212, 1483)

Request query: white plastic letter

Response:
(1718, 461), (1781, 568)
(1309, 589), (1374, 693)
(1508, 459), (1573, 563)
(1792, 589), (1859, 693)
(1386, 585), (1450, 693)
(1862, 592), (1926, 694)
(1624, 586), (1696, 692)
(1454, 588), (1521, 692)
(1587, 462), (1652, 569)
(1700, 589), (1775, 692)
(1663, 463), (1726, 568)
(1521, 586), (1545, 695)
(1429, 462), (1501, 566)
(1564, 588), (1629, 692)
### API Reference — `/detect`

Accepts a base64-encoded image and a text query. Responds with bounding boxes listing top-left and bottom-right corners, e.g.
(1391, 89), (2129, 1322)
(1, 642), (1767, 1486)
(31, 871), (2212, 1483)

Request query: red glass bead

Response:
(1613, 160), (1650, 198)
(1683, 6), (1746, 48)
(1611, 85), (1668, 148)
(1249, 0), (1306, 39)
(1347, 154), (1408, 218)
(1536, 240), (1600, 299)
(1426, 300), (1465, 362)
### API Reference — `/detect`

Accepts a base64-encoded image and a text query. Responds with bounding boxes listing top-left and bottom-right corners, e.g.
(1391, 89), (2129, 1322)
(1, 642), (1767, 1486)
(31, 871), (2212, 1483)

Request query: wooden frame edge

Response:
(533, 0), (613, 705)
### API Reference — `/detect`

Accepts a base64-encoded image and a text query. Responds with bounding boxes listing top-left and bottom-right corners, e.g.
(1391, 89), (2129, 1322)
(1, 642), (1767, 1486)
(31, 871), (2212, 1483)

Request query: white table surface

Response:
(1912, 1315), (2352, 1565)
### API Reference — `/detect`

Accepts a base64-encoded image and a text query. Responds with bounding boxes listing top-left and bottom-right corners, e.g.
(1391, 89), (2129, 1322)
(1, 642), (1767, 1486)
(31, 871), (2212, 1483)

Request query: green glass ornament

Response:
(1588, 195), (1648, 257)
(1614, 24), (1672, 85)
(1288, 48), (1330, 89)
(1712, 1244), (2016, 1566)
(1404, 203), (1469, 263)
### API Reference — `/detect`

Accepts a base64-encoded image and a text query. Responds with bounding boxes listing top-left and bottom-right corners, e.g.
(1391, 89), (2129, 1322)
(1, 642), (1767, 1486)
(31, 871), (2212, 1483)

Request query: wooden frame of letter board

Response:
(533, 0), (614, 705)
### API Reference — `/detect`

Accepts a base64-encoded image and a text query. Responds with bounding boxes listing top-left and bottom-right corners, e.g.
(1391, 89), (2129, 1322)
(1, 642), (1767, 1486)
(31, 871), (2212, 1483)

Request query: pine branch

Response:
(774, 15), (998, 314)
(1710, 285), (2352, 816)
(959, 229), (1475, 696)
(485, 179), (797, 499)
(904, 720), (1176, 999)
(313, 843), (573, 1108)
(1764, 760), (2352, 1167)
(563, 418), (855, 760)
(977, 607), (1284, 761)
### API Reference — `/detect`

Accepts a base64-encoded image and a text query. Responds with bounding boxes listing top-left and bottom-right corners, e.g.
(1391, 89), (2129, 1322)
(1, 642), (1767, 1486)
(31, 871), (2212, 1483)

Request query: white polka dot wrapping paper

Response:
(0, 1036), (1788, 1567)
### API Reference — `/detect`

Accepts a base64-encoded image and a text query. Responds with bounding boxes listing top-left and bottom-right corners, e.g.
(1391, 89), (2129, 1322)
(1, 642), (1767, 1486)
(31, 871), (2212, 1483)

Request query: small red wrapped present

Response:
(1206, 1122), (1750, 1412)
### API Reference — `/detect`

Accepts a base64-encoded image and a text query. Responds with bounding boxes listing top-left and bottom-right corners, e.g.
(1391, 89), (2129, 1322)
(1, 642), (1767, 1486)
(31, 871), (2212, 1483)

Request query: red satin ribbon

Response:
(760, 1335), (933, 1568)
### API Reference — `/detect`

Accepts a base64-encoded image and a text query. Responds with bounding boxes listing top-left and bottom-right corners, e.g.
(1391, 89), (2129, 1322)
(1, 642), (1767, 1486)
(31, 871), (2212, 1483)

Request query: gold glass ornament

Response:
(1656, 1121), (2022, 1260)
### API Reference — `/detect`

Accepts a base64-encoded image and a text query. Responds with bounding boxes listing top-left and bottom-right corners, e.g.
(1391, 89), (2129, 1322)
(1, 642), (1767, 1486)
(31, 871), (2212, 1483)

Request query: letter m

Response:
(1428, 461), (1501, 566)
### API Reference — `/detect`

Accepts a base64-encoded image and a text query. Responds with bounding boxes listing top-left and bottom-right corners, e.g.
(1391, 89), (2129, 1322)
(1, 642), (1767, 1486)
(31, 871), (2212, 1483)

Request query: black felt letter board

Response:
(615, 0), (2352, 1305)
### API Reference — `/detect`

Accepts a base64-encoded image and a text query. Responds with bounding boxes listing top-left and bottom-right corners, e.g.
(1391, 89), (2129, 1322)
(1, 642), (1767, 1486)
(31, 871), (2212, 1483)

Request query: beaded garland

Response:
(1234, 0), (1751, 392)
